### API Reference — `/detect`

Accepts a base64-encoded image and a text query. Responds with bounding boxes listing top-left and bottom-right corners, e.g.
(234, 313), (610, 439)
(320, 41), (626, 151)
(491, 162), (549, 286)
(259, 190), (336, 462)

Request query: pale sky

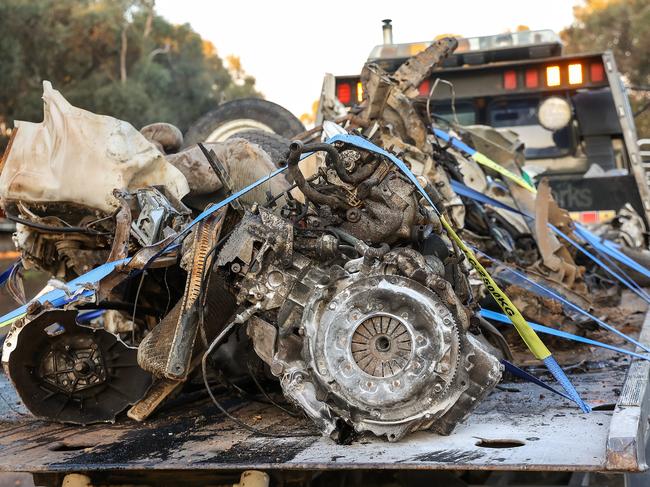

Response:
(156, 0), (579, 118)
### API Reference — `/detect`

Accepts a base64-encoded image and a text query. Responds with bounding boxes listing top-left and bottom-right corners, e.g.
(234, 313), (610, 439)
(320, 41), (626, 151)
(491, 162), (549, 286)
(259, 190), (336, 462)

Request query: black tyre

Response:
(235, 130), (292, 168)
(183, 98), (305, 147)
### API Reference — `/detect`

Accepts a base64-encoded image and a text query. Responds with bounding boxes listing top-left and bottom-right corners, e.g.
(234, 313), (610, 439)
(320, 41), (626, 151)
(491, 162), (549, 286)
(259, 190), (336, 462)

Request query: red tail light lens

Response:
(337, 83), (352, 104)
(525, 68), (539, 88)
(590, 62), (605, 82)
(503, 70), (517, 90)
(418, 79), (431, 96)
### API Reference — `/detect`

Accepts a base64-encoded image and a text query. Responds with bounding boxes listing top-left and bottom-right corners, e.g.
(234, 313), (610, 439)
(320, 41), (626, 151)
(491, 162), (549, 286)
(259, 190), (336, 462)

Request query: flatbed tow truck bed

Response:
(1, 311), (649, 481)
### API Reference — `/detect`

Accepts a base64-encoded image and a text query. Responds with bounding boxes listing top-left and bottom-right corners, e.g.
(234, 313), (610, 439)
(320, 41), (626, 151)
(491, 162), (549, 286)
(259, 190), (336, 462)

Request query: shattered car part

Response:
(131, 187), (191, 246)
(533, 179), (581, 287)
(164, 138), (290, 202)
(0, 83), (190, 279)
(0, 81), (188, 213)
(355, 39), (465, 227)
(593, 203), (647, 249)
(2, 310), (152, 424)
(3, 35), (648, 443)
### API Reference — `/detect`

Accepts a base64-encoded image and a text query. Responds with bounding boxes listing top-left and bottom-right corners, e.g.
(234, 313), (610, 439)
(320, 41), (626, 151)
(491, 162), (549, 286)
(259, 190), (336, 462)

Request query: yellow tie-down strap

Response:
(432, 128), (536, 193)
(471, 152), (537, 194)
(440, 214), (552, 361)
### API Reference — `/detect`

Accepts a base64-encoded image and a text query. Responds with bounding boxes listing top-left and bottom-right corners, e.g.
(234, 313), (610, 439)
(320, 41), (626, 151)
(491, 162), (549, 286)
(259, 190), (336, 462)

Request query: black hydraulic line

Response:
(7, 215), (110, 235)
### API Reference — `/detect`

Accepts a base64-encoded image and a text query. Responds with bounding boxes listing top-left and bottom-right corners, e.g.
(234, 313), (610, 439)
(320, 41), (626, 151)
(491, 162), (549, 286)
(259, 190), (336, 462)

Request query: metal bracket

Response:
(197, 142), (244, 213)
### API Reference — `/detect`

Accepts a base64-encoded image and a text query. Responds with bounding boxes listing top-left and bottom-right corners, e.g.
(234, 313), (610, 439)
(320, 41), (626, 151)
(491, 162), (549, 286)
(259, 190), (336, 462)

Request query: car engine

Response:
(210, 139), (503, 442)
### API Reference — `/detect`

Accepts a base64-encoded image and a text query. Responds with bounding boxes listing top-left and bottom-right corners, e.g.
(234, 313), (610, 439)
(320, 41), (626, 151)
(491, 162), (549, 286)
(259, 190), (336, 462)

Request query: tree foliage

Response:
(0, 0), (261, 149)
(561, 0), (650, 136)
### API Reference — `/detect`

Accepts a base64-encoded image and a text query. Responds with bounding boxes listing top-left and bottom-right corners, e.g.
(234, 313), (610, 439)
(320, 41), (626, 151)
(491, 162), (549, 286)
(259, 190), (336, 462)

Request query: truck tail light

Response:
(546, 65), (561, 87)
(590, 62), (605, 82)
(503, 70), (517, 90)
(525, 68), (539, 88)
(356, 82), (364, 103)
(337, 83), (352, 105)
(418, 79), (430, 96)
(568, 63), (583, 85)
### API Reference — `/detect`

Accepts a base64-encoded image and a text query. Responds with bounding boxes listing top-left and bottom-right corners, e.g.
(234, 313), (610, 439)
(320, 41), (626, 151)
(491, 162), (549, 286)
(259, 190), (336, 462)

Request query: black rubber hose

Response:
(287, 140), (350, 210)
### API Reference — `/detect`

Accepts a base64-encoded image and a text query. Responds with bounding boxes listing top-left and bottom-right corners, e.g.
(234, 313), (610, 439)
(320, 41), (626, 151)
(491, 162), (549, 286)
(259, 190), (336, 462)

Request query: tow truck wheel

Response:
(235, 130), (292, 168)
(183, 98), (305, 147)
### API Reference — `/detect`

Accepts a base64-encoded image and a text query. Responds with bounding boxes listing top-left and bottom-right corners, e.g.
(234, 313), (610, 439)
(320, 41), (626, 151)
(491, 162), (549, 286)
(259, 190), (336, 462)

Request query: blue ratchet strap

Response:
(549, 224), (650, 302)
(431, 128), (536, 192)
(500, 359), (574, 402)
(155, 165), (288, 257)
(326, 133), (590, 413)
(433, 128), (476, 154)
(474, 247), (650, 354)
(480, 308), (650, 361)
(436, 121), (649, 282)
(0, 258), (128, 327)
(77, 309), (105, 323)
(574, 224), (650, 281)
(450, 180), (650, 304)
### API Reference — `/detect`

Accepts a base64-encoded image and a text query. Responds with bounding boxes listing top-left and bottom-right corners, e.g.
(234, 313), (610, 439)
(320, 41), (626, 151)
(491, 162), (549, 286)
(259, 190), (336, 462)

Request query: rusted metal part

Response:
(385, 91), (431, 154)
(106, 191), (132, 264)
(95, 219), (187, 305)
(458, 125), (587, 294)
(534, 179), (580, 288)
(138, 210), (225, 380)
(356, 40), (465, 227)
(315, 74), (348, 126)
(2, 310), (152, 425)
(222, 155), (500, 441)
(359, 54), (435, 153)
(165, 139), (290, 201)
(127, 377), (183, 422)
(359, 64), (393, 121)
(197, 143), (243, 214)
(392, 37), (459, 100)
(127, 354), (204, 422)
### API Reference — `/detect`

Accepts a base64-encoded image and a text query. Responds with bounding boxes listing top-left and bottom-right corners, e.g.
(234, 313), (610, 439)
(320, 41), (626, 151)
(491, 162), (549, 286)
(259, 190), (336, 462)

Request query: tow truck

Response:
(328, 22), (650, 229)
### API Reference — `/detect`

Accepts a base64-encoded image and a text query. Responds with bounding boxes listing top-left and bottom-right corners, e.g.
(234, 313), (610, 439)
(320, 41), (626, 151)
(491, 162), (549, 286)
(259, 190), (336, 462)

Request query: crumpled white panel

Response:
(0, 81), (189, 212)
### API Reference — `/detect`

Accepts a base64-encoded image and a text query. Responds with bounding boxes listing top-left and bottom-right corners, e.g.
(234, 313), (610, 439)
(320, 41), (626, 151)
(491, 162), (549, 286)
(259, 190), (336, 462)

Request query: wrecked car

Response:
(0, 33), (648, 449)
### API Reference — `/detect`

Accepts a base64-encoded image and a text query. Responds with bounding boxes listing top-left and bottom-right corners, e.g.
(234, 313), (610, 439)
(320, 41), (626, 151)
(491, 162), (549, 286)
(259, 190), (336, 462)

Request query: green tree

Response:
(561, 0), (650, 136)
(0, 0), (261, 150)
